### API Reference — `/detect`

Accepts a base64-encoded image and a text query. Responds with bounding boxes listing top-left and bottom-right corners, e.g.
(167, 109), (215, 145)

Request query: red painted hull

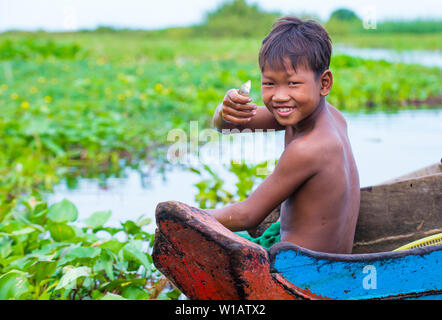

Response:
(153, 201), (327, 300)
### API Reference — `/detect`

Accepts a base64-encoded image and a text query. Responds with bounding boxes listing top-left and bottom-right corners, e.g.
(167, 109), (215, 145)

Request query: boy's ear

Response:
(319, 69), (333, 96)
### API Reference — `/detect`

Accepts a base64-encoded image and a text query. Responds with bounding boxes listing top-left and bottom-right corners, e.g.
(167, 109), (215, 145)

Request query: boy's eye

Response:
(289, 82), (300, 86)
(262, 82), (274, 86)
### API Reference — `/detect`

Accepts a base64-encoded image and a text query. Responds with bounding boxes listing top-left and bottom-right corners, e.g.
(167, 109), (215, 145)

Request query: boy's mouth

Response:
(273, 106), (296, 116)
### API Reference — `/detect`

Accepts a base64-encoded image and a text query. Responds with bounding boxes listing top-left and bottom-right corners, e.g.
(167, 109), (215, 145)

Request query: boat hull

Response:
(153, 201), (442, 300)
(270, 242), (442, 300)
(153, 163), (442, 299)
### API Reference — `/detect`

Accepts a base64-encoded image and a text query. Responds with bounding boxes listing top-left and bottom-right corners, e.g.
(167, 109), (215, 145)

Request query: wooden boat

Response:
(152, 161), (442, 300)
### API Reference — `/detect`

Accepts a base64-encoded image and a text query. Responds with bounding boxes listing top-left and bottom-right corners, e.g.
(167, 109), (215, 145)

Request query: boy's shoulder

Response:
(285, 116), (346, 160)
(279, 104), (349, 171)
(326, 103), (348, 129)
(281, 134), (324, 174)
(286, 131), (339, 160)
(279, 132), (344, 182)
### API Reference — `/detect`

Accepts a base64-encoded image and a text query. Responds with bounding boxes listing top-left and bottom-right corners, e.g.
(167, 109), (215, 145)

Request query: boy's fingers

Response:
(223, 98), (256, 112)
(223, 105), (256, 119)
(222, 113), (252, 124)
(227, 89), (252, 104)
(233, 103), (257, 112)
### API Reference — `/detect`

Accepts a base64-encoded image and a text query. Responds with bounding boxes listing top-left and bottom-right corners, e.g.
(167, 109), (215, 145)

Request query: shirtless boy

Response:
(207, 16), (360, 254)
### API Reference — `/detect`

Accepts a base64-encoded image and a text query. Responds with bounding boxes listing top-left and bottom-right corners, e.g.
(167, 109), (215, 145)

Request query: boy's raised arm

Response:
(213, 88), (284, 132)
(207, 140), (318, 230)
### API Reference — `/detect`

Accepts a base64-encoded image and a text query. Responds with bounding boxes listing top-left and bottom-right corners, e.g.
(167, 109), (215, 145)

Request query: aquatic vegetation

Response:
(0, 195), (180, 300)
(330, 55), (441, 110)
(0, 38), (85, 60)
(191, 161), (273, 209)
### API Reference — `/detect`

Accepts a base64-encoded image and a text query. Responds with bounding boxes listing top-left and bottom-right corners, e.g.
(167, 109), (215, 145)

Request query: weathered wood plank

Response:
(381, 161), (441, 184)
(152, 201), (306, 300)
(353, 173), (442, 253)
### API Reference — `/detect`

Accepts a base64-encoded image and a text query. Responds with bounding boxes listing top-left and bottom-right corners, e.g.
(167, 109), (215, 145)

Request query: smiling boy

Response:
(208, 16), (360, 254)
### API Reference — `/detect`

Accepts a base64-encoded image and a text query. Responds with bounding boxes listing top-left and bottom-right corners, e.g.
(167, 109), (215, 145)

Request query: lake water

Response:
(334, 45), (442, 68)
(47, 108), (442, 232)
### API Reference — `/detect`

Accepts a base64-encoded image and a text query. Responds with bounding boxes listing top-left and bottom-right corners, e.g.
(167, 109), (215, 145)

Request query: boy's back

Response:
(280, 103), (360, 253)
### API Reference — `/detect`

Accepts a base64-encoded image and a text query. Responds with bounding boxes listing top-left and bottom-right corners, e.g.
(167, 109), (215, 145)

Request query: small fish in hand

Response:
(238, 80), (251, 97)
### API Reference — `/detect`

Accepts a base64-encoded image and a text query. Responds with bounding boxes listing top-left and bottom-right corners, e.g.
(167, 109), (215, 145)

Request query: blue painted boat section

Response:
(272, 245), (442, 300)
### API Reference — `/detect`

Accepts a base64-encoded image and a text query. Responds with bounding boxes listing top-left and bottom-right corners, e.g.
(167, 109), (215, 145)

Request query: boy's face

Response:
(261, 58), (329, 127)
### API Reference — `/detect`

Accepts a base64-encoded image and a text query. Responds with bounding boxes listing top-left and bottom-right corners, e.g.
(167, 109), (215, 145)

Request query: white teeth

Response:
(278, 108), (293, 112)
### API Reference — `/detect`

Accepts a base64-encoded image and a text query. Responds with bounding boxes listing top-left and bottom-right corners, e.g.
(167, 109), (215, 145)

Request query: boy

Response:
(207, 16), (360, 254)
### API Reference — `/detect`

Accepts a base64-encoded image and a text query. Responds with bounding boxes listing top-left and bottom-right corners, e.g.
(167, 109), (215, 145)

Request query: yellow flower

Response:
(97, 57), (106, 66)
(11, 93), (19, 100)
(117, 93), (125, 101)
(140, 93), (147, 100)
(1, 84), (8, 90)
(30, 86), (38, 94)
(21, 101), (30, 109)
(154, 83), (163, 93)
(38, 77), (46, 83)
(44, 96), (52, 103)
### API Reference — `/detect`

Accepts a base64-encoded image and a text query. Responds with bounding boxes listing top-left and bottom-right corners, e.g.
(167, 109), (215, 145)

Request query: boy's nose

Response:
(272, 89), (290, 102)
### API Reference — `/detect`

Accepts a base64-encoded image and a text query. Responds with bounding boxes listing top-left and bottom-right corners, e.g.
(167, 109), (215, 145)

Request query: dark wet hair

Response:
(259, 16), (332, 78)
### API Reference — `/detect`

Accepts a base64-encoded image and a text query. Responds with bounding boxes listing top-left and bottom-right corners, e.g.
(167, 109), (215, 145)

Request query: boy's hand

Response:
(220, 89), (257, 125)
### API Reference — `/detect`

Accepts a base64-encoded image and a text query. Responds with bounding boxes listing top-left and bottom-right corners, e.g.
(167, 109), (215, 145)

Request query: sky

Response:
(0, 0), (441, 32)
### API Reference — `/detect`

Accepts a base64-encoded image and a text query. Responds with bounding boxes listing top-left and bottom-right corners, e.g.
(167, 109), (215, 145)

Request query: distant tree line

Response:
(154, 0), (442, 37)
(60, 0), (442, 37)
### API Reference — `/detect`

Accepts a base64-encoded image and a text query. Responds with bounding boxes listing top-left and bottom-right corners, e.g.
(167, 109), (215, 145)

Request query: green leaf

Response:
(0, 238), (12, 259)
(189, 167), (201, 175)
(58, 246), (101, 266)
(48, 222), (77, 242)
(0, 270), (31, 300)
(98, 239), (125, 253)
(101, 293), (127, 300)
(66, 246), (102, 259)
(95, 249), (115, 280)
(135, 214), (151, 227)
(102, 278), (146, 292)
(55, 266), (91, 290)
(41, 137), (66, 157)
(166, 289), (182, 300)
(28, 261), (57, 283)
(121, 243), (151, 275)
(3, 226), (37, 237)
(91, 290), (104, 300)
(83, 210), (112, 229)
(121, 220), (141, 235)
(121, 286), (150, 300)
(47, 199), (78, 223)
